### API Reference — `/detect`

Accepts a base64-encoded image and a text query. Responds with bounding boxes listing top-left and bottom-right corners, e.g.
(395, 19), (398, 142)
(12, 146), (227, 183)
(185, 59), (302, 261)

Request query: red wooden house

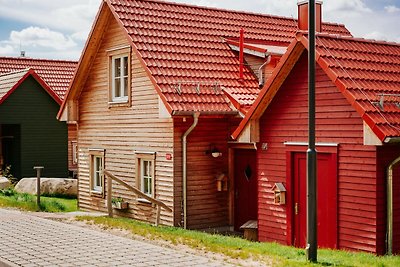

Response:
(232, 32), (400, 254)
(58, 0), (349, 230)
(0, 57), (77, 177)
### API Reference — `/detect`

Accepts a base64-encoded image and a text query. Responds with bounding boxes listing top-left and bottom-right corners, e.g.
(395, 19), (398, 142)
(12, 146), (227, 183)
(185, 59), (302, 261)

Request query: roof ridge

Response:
(316, 32), (400, 47)
(0, 56), (77, 64)
(130, 0), (344, 27)
(0, 67), (31, 78)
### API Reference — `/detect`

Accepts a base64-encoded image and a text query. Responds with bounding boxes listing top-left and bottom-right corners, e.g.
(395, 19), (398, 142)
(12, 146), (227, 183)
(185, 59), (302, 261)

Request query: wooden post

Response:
(155, 205), (161, 226)
(107, 174), (113, 217)
(33, 166), (44, 210)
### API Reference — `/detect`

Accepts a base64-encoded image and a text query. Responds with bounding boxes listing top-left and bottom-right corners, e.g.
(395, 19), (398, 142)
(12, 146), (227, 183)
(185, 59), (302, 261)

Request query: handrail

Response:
(103, 169), (172, 226)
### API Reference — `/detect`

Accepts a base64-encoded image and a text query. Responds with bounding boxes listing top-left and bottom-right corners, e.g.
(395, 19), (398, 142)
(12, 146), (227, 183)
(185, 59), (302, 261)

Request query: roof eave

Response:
(232, 37), (306, 140)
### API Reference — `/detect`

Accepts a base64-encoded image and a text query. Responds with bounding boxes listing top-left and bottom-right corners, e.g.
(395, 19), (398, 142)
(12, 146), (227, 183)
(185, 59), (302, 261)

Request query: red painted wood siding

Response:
(173, 117), (231, 229)
(257, 52), (380, 253)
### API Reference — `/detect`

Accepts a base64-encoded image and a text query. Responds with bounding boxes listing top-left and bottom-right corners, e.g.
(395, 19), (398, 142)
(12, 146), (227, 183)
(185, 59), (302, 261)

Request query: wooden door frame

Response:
(228, 143), (257, 226)
(285, 143), (338, 246)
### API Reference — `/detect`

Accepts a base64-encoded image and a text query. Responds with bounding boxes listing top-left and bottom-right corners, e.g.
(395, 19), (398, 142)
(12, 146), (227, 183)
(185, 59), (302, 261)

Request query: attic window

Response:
(107, 46), (131, 105)
(112, 55), (129, 102)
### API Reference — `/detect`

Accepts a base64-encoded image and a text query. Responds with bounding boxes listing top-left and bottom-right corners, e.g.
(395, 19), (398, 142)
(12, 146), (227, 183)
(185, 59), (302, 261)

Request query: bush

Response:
(0, 165), (18, 185)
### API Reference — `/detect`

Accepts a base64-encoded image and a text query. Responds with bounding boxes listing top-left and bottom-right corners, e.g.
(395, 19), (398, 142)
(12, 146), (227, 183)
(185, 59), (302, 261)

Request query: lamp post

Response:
(34, 166), (44, 210)
(306, 0), (318, 262)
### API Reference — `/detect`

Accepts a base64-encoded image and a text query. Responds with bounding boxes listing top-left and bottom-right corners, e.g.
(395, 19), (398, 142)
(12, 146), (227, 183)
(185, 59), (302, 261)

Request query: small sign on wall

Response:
(166, 153), (173, 160)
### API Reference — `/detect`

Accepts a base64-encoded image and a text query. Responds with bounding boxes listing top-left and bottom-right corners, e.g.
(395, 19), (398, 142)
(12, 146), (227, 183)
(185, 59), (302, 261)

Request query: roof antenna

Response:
(19, 41), (25, 57)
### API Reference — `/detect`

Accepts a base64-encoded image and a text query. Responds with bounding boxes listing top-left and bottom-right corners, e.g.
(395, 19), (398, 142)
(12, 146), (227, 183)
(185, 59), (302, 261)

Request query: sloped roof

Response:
(0, 57), (77, 100)
(61, 0), (349, 115)
(232, 33), (400, 142)
(0, 68), (62, 105)
(107, 0), (351, 113)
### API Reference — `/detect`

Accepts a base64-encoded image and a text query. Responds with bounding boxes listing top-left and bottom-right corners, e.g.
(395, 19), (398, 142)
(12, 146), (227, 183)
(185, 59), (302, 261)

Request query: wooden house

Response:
(0, 57), (77, 178)
(232, 33), (400, 254)
(58, 0), (349, 229)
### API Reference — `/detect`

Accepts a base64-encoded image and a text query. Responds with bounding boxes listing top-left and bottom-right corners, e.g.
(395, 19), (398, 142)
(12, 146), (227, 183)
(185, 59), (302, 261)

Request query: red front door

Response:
(234, 149), (258, 231)
(292, 152), (337, 248)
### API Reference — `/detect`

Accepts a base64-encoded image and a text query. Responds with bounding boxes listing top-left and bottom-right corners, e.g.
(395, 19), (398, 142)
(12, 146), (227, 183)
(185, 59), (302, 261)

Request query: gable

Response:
(0, 76), (61, 122)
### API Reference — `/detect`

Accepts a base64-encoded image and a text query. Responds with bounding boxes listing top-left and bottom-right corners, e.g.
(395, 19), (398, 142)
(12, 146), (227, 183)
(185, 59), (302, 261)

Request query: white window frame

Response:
(111, 54), (129, 102)
(89, 149), (105, 196)
(71, 141), (78, 165)
(140, 159), (153, 197)
(135, 152), (156, 199)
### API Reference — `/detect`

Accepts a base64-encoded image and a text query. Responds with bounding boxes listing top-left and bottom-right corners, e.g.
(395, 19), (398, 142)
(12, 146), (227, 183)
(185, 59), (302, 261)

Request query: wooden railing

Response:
(103, 169), (172, 226)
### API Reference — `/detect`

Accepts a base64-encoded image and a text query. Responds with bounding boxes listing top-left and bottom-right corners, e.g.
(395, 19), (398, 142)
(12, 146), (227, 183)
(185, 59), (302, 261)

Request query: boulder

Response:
(15, 178), (77, 197)
(0, 176), (11, 189)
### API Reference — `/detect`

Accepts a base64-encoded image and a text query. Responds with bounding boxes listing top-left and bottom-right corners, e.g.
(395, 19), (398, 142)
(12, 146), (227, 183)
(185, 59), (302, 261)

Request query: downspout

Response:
(258, 53), (271, 87)
(387, 155), (400, 255)
(182, 112), (200, 229)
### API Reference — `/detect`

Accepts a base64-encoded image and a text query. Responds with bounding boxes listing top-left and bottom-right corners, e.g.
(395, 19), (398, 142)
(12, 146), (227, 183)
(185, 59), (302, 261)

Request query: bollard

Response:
(33, 166), (44, 210)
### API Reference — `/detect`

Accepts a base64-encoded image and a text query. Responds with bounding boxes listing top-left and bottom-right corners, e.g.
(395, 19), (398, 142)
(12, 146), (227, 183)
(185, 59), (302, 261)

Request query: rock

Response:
(0, 176), (11, 189)
(15, 178), (77, 197)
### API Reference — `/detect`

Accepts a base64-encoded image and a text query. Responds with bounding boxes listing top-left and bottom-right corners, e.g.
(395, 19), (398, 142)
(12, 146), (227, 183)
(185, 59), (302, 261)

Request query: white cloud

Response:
(0, 0), (101, 33)
(385, 5), (400, 13)
(10, 27), (76, 51)
(0, 44), (14, 55)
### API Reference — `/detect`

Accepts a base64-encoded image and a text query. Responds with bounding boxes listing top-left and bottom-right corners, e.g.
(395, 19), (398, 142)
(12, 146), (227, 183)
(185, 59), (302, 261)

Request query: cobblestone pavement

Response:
(0, 209), (234, 267)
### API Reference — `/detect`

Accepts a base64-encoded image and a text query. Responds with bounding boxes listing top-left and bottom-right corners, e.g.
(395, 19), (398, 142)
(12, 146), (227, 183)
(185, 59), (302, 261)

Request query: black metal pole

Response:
(34, 166), (44, 211)
(306, 0), (317, 262)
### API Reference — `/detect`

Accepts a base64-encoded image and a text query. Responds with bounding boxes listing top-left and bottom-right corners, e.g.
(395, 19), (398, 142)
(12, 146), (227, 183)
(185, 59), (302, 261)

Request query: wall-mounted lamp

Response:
(205, 144), (222, 158)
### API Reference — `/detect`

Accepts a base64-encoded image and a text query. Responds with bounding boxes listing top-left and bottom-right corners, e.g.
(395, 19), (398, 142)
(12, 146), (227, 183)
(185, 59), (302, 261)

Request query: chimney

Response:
(298, 1), (322, 32)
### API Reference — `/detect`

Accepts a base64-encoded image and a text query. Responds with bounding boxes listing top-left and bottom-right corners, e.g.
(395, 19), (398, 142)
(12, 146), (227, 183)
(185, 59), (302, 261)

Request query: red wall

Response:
(257, 52), (381, 253)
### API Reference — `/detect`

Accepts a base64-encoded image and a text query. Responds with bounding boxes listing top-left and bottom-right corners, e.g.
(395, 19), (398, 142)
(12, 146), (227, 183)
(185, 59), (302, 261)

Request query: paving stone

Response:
(0, 209), (236, 267)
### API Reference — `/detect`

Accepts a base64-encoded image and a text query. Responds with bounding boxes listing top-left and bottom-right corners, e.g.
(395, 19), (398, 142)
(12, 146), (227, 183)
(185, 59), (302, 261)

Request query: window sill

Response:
(108, 99), (130, 108)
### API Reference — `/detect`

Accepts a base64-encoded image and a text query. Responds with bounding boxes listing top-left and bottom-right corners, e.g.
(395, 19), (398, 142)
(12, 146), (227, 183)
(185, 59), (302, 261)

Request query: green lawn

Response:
(76, 216), (400, 267)
(0, 187), (77, 212)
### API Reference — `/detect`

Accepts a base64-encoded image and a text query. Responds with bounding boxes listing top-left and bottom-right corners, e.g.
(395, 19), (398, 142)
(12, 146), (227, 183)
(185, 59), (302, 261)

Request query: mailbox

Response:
(271, 182), (286, 205)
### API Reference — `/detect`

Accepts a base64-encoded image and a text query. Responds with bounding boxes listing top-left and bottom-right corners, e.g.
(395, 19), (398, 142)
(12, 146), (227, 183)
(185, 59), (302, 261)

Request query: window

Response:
(135, 152), (155, 198)
(141, 159), (153, 196)
(71, 141), (78, 165)
(89, 149), (105, 196)
(111, 54), (129, 102)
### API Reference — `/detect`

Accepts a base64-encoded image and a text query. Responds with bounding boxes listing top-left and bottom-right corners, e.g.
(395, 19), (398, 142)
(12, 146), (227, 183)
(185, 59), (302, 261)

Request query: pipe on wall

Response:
(182, 112), (200, 229)
(387, 155), (400, 255)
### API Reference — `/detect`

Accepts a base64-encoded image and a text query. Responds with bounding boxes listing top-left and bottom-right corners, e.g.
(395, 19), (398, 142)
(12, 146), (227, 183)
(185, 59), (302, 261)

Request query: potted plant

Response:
(111, 197), (129, 210)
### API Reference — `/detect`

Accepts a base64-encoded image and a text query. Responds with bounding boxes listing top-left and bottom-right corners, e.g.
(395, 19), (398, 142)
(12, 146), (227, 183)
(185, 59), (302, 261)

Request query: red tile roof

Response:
(233, 33), (400, 141)
(107, 0), (351, 113)
(0, 68), (62, 105)
(0, 57), (77, 100)
(313, 34), (400, 141)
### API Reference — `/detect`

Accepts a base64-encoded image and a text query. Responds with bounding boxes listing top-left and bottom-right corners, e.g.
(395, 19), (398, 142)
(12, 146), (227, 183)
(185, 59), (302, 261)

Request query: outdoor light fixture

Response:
(205, 144), (222, 158)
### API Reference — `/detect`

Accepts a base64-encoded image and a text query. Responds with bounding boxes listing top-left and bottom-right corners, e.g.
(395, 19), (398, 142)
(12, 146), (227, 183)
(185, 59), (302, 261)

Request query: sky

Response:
(0, 0), (399, 60)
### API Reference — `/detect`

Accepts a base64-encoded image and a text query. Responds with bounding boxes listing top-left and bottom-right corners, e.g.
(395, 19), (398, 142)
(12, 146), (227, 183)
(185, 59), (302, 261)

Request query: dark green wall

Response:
(0, 76), (67, 178)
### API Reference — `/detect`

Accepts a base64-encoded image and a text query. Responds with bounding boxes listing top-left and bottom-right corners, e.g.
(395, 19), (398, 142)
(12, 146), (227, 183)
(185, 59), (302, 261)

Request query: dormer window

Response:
(107, 46), (131, 105)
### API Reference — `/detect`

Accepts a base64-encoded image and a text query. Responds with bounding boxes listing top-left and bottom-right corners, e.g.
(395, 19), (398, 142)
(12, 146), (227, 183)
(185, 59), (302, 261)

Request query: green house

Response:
(0, 68), (67, 178)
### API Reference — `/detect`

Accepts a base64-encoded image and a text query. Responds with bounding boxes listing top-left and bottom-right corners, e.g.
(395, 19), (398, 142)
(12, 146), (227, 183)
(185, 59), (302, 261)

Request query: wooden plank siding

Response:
(173, 117), (232, 229)
(77, 15), (174, 226)
(257, 52), (380, 253)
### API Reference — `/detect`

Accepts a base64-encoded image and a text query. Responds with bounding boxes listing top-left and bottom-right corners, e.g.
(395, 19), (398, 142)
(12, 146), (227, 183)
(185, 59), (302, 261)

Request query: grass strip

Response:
(76, 216), (400, 266)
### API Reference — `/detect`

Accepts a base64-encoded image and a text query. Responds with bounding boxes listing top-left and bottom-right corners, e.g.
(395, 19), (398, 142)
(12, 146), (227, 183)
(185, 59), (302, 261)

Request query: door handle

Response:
(295, 203), (298, 215)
